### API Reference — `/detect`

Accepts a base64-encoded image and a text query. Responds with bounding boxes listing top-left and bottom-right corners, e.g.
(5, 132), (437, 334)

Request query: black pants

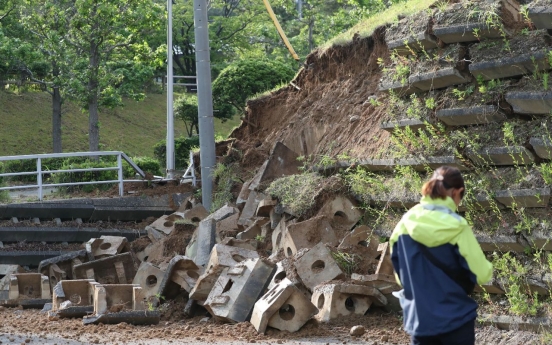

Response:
(411, 319), (475, 345)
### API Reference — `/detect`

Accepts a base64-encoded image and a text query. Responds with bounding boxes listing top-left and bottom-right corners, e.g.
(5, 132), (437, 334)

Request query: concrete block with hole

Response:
(237, 218), (270, 240)
(338, 225), (379, 255)
(83, 284), (159, 325)
(316, 195), (362, 232)
(73, 252), (136, 284)
(222, 237), (258, 251)
(282, 216), (338, 258)
(158, 255), (202, 300)
(146, 214), (183, 236)
(295, 243), (344, 291)
(238, 191), (267, 227)
(248, 142), (301, 192)
(311, 283), (387, 322)
(39, 250), (88, 291)
(494, 188), (550, 208)
(351, 273), (400, 294)
(204, 258), (276, 323)
(189, 244), (259, 301)
(182, 204), (209, 222)
(85, 236), (129, 260)
(49, 279), (99, 318)
(251, 278), (317, 334)
(375, 242), (394, 276)
(0, 273), (51, 308)
(256, 197), (277, 217)
(132, 262), (165, 304)
(271, 219), (288, 253)
(195, 219), (218, 267)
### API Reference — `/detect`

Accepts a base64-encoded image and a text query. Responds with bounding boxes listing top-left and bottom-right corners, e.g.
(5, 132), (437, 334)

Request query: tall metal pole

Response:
(193, 0), (215, 212)
(297, 0), (302, 20)
(166, 0), (175, 178)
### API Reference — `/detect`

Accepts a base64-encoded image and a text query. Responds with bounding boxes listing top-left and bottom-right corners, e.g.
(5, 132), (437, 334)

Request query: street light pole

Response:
(193, 0), (216, 212)
(166, 0), (175, 178)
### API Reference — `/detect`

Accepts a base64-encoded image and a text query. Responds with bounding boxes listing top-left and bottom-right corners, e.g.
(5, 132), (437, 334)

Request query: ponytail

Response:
(421, 166), (465, 200)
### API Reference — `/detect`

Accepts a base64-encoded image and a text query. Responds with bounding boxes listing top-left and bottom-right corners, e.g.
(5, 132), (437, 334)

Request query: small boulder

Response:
(350, 325), (365, 336)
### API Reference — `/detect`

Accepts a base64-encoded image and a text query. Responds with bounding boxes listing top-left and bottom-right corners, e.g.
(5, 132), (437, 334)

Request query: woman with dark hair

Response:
(390, 166), (492, 345)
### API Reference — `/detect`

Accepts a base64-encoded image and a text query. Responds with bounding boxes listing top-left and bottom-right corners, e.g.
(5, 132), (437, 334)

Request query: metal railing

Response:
(0, 151), (146, 201)
(180, 151), (197, 186)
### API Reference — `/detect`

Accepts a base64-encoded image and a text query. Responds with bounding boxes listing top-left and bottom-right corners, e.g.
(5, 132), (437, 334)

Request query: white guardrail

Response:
(0, 151), (146, 201)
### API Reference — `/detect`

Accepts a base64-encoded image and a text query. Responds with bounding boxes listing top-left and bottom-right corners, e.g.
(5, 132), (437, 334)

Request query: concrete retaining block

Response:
(182, 204), (209, 222)
(312, 283), (386, 322)
(73, 252), (136, 284)
(248, 142), (301, 192)
(458, 194), (505, 212)
(378, 79), (420, 95)
(494, 188), (550, 208)
(375, 242), (394, 276)
(252, 277), (317, 333)
(0, 273), (51, 308)
(476, 234), (526, 252)
(132, 262), (165, 304)
(158, 255), (202, 299)
(528, 7), (552, 30)
(317, 195), (362, 231)
(474, 284), (505, 294)
(295, 243), (344, 291)
(271, 219), (288, 253)
(49, 279), (98, 318)
(238, 191), (267, 227)
(189, 244), (259, 301)
(505, 91), (552, 115)
(479, 314), (552, 332)
(338, 225), (379, 256)
(436, 105), (506, 126)
(85, 236), (129, 260)
(409, 68), (469, 91)
(530, 137), (552, 159)
(469, 51), (548, 81)
(221, 237), (258, 251)
(467, 146), (535, 166)
(204, 258), (276, 323)
(351, 273), (400, 294)
(433, 22), (506, 44)
(0, 227), (145, 243)
(387, 32), (438, 56)
(195, 219), (217, 267)
(38, 250), (88, 290)
(380, 118), (427, 133)
(528, 231), (552, 251)
(282, 216), (338, 257)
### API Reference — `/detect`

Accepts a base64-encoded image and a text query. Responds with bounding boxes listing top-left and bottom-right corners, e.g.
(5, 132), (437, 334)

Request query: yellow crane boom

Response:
(262, 0), (300, 61)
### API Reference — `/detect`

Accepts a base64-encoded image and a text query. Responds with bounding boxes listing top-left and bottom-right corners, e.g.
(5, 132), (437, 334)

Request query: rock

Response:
(350, 325), (365, 336)
(349, 115), (360, 122)
(200, 317), (210, 323)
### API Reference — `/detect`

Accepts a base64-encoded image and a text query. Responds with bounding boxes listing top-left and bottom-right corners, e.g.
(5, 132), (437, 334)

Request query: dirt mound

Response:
(231, 27), (392, 167)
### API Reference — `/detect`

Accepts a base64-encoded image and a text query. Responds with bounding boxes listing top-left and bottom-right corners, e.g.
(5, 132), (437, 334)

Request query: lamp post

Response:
(166, 0), (175, 178)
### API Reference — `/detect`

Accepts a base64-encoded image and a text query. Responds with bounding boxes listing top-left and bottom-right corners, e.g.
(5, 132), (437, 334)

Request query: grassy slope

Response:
(0, 90), (241, 158)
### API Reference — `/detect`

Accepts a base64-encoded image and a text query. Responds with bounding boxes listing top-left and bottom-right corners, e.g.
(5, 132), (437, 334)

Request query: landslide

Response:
(231, 28), (392, 169)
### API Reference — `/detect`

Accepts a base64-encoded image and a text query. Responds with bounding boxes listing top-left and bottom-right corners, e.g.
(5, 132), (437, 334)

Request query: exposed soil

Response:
(470, 29), (551, 63)
(434, 0), (519, 29)
(410, 43), (468, 75)
(0, 242), (83, 252)
(385, 9), (435, 42)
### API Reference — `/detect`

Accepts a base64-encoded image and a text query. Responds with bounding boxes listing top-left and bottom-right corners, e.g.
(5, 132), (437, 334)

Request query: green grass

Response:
(0, 90), (241, 158)
(321, 0), (436, 50)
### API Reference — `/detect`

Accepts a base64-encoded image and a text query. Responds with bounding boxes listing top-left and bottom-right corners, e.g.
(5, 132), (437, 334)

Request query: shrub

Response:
(154, 135), (200, 169)
(50, 160), (119, 193)
(124, 156), (162, 178)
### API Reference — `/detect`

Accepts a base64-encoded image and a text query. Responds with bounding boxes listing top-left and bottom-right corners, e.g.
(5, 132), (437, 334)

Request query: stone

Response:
(350, 325), (365, 336)
(238, 191), (267, 227)
(380, 118), (427, 133)
(49, 280), (98, 318)
(158, 255), (202, 299)
(83, 284), (160, 325)
(316, 195), (362, 232)
(528, 7), (552, 30)
(85, 236), (129, 260)
(256, 197), (277, 218)
(73, 252), (136, 284)
(505, 91), (552, 115)
(189, 244), (260, 301)
(494, 188), (550, 208)
(195, 219), (217, 267)
(32, 217), (40, 225)
(11, 217), (18, 224)
(375, 242), (394, 276)
(132, 262), (165, 304)
(204, 258), (276, 323)
(282, 216), (338, 258)
(467, 146), (535, 166)
(351, 273), (400, 295)
(295, 243), (344, 291)
(530, 137), (552, 159)
(248, 142), (301, 191)
(54, 218), (62, 226)
(436, 106), (506, 126)
(182, 204), (209, 222)
(409, 68), (469, 91)
(0, 273), (51, 308)
(311, 283), (386, 322)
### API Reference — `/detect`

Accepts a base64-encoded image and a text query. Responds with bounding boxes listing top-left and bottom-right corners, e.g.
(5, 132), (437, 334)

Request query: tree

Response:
(212, 58), (295, 114)
(174, 94), (199, 137)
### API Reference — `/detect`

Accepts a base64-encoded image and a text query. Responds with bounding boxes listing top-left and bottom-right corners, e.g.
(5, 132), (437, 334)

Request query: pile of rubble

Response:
(0, 142), (401, 333)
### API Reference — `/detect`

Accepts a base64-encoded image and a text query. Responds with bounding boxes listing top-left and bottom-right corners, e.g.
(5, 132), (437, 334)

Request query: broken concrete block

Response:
(237, 179), (253, 210)
(146, 225), (165, 242)
(251, 278), (317, 334)
(158, 255), (202, 299)
(176, 195), (198, 212)
(237, 218), (270, 240)
(0, 273), (51, 308)
(49, 280), (99, 318)
(183, 204), (209, 222)
(256, 197), (277, 218)
(317, 196), (363, 231)
(375, 242), (394, 276)
(195, 219), (217, 267)
(204, 258), (276, 323)
(85, 236), (129, 260)
(311, 283), (387, 322)
(132, 262), (165, 304)
(204, 205), (239, 223)
(249, 142), (301, 192)
(283, 216), (338, 258)
(73, 252), (136, 284)
(271, 219), (287, 253)
(38, 250), (89, 291)
(221, 237), (258, 251)
(270, 207), (283, 229)
(0, 265), (24, 278)
(351, 273), (400, 294)
(295, 243), (344, 291)
(338, 225), (380, 257)
(238, 191), (266, 227)
(146, 214), (183, 236)
(135, 243), (154, 263)
(217, 213), (240, 237)
(83, 284), (159, 325)
(189, 244), (260, 301)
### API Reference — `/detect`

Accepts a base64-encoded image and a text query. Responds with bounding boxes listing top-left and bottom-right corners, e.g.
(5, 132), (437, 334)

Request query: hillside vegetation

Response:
(0, 90), (240, 158)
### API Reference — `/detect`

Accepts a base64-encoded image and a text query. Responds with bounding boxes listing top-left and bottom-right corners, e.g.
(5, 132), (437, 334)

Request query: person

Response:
(389, 166), (493, 345)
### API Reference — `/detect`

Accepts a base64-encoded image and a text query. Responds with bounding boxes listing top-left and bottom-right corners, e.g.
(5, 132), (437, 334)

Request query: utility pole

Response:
(193, 0), (216, 212)
(166, 0), (175, 178)
(297, 0), (303, 19)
